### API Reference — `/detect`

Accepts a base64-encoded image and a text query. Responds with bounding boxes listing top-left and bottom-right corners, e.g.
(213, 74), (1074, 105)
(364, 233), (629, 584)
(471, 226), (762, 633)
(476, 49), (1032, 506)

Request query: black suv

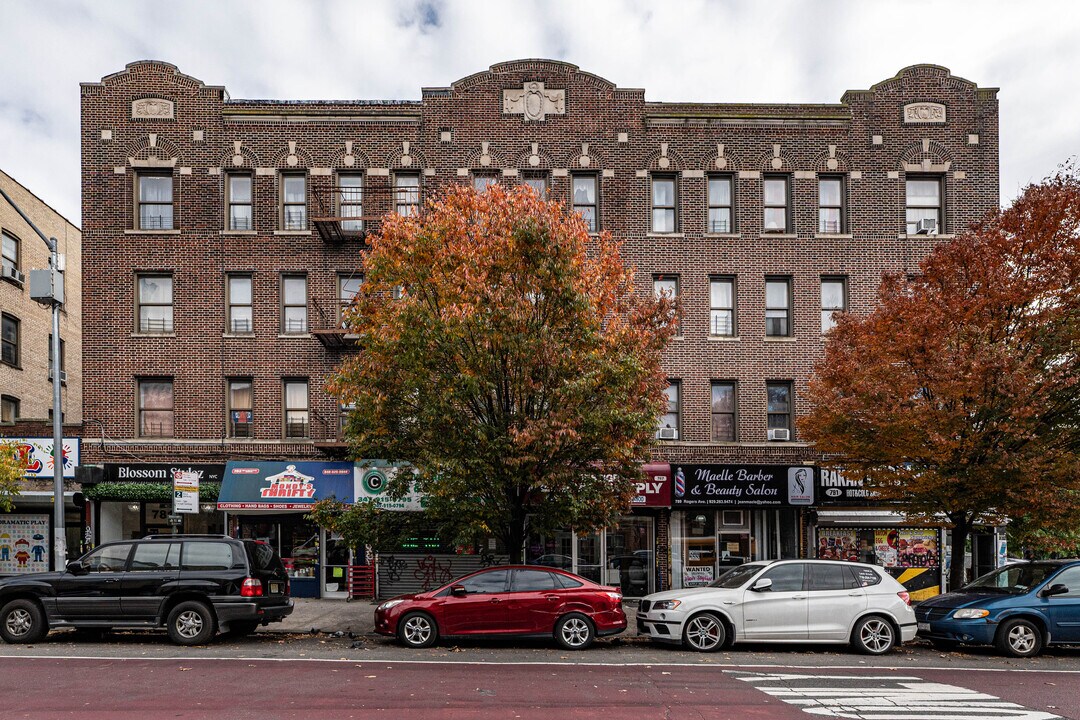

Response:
(0, 535), (293, 646)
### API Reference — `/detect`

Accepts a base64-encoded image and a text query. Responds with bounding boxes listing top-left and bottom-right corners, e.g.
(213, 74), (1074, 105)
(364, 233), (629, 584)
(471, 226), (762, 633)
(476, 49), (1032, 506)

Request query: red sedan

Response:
(374, 565), (626, 650)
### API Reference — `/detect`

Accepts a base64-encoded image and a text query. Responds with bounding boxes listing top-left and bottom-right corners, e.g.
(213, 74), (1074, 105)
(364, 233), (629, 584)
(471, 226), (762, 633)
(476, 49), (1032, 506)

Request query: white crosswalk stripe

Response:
(733, 672), (1062, 720)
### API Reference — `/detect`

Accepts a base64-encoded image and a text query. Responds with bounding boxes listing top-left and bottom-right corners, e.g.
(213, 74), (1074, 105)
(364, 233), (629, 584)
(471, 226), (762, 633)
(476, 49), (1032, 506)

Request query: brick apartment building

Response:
(78, 59), (998, 597)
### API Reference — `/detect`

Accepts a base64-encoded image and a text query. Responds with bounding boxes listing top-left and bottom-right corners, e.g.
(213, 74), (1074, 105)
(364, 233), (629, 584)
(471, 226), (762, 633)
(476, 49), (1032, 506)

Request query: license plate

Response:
(270, 582), (283, 595)
(917, 622), (930, 632)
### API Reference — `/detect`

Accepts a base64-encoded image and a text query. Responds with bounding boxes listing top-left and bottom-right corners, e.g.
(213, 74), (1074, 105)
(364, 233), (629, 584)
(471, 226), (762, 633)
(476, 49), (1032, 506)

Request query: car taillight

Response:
(285, 577), (290, 596)
(241, 577), (263, 597)
(897, 591), (911, 606)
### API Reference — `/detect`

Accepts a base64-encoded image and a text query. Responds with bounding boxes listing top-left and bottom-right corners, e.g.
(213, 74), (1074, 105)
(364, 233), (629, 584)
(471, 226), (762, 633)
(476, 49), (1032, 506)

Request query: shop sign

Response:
(218, 461), (355, 510)
(0, 514), (50, 574)
(816, 467), (880, 504)
(671, 465), (815, 507)
(354, 465), (425, 511)
(683, 566), (714, 587)
(3, 438), (79, 479)
(632, 463), (672, 507)
(102, 463), (225, 484)
(172, 468), (200, 514)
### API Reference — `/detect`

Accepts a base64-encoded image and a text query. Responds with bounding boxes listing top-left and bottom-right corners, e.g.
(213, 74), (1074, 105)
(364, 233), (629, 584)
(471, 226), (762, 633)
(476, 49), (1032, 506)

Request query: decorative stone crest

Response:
(904, 102), (946, 124)
(503, 82), (565, 122)
(131, 98), (174, 120)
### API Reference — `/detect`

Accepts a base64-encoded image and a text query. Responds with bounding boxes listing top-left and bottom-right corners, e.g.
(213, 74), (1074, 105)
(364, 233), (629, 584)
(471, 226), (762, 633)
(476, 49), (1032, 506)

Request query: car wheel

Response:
(226, 621), (261, 637)
(167, 601), (216, 646)
(554, 612), (595, 650)
(682, 612), (727, 652)
(852, 615), (896, 655)
(397, 612), (438, 649)
(995, 618), (1043, 658)
(0, 599), (47, 644)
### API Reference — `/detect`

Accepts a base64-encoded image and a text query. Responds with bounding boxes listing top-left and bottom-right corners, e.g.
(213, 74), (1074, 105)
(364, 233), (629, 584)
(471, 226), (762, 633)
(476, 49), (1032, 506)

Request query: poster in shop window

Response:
(0, 515), (50, 574)
(816, 528), (861, 562)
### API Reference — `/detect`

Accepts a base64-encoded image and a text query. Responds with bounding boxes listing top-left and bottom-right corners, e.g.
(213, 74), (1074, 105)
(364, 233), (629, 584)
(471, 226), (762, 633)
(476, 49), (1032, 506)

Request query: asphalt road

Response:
(3, 631), (1080, 718)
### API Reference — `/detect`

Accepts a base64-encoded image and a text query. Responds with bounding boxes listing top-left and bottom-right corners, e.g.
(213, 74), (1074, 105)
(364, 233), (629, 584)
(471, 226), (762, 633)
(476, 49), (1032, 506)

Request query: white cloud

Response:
(1, 0), (1077, 224)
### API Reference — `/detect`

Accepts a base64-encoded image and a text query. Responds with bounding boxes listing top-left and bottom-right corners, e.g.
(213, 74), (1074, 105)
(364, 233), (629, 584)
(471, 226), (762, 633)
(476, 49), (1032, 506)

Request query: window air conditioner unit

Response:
(49, 369), (68, 383)
(914, 219), (938, 235)
(2, 266), (24, 283)
(768, 428), (791, 441)
(656, 427), (678, 440)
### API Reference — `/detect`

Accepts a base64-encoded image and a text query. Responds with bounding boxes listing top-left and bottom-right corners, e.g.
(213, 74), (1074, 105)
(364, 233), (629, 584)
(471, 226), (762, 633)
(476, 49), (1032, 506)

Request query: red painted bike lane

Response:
(0, 658), (806, 720)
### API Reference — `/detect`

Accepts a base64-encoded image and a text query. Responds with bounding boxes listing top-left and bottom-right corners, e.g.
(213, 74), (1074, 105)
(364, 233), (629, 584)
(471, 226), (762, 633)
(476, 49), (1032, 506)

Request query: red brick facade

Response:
(79, 59), (999, 470)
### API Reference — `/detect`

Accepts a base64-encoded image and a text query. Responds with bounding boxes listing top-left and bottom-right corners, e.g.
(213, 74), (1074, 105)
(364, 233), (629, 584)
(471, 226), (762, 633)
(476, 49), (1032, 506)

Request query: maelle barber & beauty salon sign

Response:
(671, 465), (815, 507)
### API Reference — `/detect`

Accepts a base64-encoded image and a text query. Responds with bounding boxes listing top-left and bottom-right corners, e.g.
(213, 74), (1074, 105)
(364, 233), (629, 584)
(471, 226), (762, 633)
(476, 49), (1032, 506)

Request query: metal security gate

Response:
(375, 553), (509, 599)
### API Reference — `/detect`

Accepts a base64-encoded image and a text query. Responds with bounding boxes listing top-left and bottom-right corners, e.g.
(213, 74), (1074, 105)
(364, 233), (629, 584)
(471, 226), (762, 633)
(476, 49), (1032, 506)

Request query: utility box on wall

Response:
(28, 268), (63, 305)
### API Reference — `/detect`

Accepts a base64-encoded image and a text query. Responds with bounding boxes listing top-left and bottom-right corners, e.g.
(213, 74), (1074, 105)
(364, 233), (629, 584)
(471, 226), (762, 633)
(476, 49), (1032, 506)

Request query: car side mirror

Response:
(1043, 583), (1069, 598)
(751, 578), (773, 592)
(66, 561), (86, 576)
(450, 584), (467, 597)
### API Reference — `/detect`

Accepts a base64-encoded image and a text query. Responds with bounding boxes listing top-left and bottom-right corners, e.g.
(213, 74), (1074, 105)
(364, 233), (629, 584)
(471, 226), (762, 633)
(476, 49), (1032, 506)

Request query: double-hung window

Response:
(523, 174), (548, 197)
(1, 231), (19, 280)
(339, 174), (363, 231)
(228, 379), (253, 438)
(227, 275), (253, 333)
(821, 277), (847, 333)
(281, 174), (307, 230)
(711, 382), (737, 442)
(818, 176), (845, 233)
(0, 395), (17, 424)
(395, 173), (420, 217)
(137, 275), (173, 334)
(657, 381), (680, 440)
(138, 379), (174, 438)
(572, 174), (597, 232)
(766, 382), (793, 440)
(765, 278), (792, 337)
(709, 277), (736, 336)
(763, 176), (790, 233)
(339, 275), (362, 327)
(1, 314), (18, 366)
(284, 380), (309, 439)
(906, 177), (942, 234)
(473, 173), (498, 193)
(136, 172), (174, 230)
(227, 174), (253, 231)
(651, 175), (677, 233)
(708, 175), (733, 233)
(281, 275), (307, 334)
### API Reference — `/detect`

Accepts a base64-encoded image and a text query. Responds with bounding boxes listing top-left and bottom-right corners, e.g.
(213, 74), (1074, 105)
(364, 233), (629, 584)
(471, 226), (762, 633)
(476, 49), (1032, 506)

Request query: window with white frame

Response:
(821, 277), (847, 333)
(657, 381), (680, 440)
(227, 275), (252, 333)
(137, 275), (173, 334)
(906, 176), (942, 234)
(708, 175), (733, 233)
(709, 276), (736, 336)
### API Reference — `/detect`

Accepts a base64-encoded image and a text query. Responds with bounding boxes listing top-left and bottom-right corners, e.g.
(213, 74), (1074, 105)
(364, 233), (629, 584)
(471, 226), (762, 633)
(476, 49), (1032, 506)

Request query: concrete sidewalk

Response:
(268, 598), (641, 636)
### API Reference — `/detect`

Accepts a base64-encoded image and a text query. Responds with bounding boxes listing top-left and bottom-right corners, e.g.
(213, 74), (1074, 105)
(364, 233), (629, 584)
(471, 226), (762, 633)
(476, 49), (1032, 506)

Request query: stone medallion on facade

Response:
(502, 82), (565, 121)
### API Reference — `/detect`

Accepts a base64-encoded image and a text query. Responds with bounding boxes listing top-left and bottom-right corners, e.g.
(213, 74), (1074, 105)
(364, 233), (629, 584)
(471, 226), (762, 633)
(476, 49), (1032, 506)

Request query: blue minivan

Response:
(915, 560), (1080, 657)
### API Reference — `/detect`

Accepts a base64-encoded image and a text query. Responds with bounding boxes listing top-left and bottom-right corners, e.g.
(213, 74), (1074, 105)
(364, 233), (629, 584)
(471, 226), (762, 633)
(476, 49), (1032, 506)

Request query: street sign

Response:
(172, 469), (200, 514)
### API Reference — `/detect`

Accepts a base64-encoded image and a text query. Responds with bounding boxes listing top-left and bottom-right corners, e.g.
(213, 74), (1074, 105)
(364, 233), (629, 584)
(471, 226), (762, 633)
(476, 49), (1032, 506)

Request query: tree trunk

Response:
(949, 519), (971, 591)
(503, 505), (528, 564)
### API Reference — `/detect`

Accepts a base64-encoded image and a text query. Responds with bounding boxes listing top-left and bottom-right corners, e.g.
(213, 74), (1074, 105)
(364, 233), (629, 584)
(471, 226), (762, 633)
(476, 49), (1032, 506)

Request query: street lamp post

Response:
(0, 185), (67, 570)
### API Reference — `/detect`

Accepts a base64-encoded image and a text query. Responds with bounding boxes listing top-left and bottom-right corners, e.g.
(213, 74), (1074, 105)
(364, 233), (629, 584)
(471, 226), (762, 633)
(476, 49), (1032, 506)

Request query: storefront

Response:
(1, 437), (83, 572)
(524, 463), (671, 598)
(669, 464), (813, 589)
(83, 464), (226, 545)
(812, 467), (945, 600)
(218, 460), (356, 599)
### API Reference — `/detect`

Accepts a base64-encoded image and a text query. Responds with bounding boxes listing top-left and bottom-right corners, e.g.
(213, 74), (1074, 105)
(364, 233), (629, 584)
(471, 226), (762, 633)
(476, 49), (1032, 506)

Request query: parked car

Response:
(637, 559), (916, 654)
(374, 565), (626, 650)
(915, 559), (1080, 657)
(0, 535), (293, 646)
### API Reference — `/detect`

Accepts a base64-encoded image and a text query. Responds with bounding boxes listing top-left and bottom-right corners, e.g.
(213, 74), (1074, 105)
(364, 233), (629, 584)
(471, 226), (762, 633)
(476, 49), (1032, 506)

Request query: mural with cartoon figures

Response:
(0, 515), (50, 574)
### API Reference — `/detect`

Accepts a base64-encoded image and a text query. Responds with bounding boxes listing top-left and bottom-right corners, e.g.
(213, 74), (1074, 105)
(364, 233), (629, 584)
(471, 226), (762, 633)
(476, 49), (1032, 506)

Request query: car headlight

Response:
(952, 608), (990, 619)
(652, 600), (681, 610)
(379, 599), (405, 611)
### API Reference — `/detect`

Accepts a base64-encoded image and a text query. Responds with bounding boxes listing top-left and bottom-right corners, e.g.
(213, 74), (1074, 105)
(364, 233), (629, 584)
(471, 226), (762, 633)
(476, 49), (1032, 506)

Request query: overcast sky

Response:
(1, 0), (1076, 226)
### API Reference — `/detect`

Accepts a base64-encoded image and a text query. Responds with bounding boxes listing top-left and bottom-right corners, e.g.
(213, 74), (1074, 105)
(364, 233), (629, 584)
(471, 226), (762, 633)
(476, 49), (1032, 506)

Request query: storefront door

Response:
(322, 529), (351, 598)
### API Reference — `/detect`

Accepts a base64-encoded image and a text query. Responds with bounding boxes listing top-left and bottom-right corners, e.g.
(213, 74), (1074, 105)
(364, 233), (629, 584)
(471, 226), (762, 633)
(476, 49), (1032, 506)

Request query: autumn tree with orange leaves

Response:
(329, 184), (676, 561)
(802, 168), (1080, 589)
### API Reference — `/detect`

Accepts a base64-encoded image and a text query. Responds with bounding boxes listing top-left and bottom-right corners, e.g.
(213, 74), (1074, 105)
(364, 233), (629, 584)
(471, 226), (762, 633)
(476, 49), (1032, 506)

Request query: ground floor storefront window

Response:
(813, 525), (943, 600)
(97, 501), (224, 541)
(525, 515), (658, 597)
(670, 509), (800, 589)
